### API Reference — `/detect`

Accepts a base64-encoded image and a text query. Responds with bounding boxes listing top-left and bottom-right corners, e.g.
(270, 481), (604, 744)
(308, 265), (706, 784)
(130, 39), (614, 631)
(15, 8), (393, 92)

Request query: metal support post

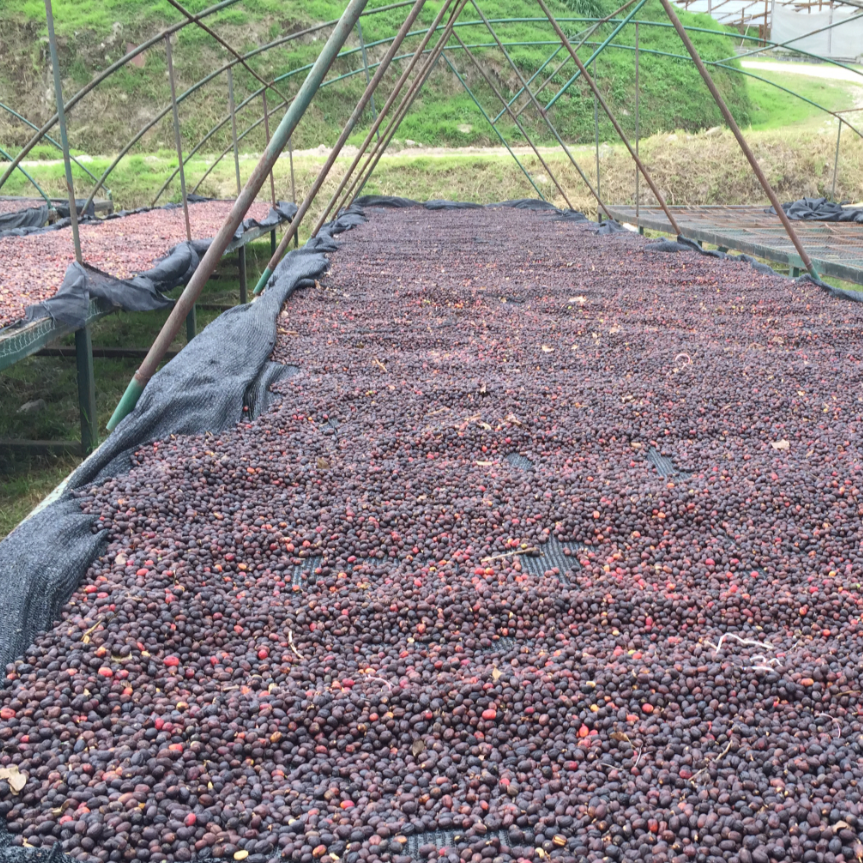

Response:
(326, 0), (460, 220)
(357, 20), (380, 139)
(635, 22), (640, 216)
(107, 0), (371, 431)
(238, 246), (248, 304)
(261, 89), (278, 207)
(75, 326), (98, 454)
(228, 67), (242, 194)
(44, 0), (82, 264)
(261, 88), (279, 258)
(252, 0), (430, 295)
(185, 305), (197, 341)
(537, 0), (681, 235)
(166, 34), (192, 243)
(594, 58), (601, 220)
(831, 121), (842, 200)
(656, 0), (816, 275)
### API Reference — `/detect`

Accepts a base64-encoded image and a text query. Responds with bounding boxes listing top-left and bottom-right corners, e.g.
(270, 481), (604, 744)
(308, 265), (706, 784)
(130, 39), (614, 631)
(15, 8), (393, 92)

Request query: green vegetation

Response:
(746, 69), (863, 130)
(2, 0), (751, 158)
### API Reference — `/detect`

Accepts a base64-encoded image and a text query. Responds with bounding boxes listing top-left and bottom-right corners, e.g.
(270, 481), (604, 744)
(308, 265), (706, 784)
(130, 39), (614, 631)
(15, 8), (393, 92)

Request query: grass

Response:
(746, 70), (863, 131)
(1, 0), (751, 155)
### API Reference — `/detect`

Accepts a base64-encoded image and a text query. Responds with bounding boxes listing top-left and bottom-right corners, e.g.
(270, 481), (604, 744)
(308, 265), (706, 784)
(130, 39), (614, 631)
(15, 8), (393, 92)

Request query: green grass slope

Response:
(0, 0), (750, 157)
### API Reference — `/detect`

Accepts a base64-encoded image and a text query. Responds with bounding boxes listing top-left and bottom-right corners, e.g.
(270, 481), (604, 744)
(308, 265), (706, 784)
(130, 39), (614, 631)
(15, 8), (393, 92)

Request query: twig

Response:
(704, 633), (773, 653)
(373, 357), (387, 373)
(481, 547), (539, 563)
(288, 630), (304, 660)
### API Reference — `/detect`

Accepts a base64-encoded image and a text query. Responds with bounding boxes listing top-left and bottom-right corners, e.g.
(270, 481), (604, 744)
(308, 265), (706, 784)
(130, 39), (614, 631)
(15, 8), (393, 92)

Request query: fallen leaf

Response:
(492, 668), (502, 681)
(411, 739), (425, 756)
(541, 345), (554, 353)
(0, 765), (27, 794)
(771, 440), (790, 451)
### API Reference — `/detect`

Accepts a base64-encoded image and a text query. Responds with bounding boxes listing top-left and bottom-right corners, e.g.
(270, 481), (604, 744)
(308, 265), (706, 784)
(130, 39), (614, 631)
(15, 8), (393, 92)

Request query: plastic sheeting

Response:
(0, 203), (49, 236)
(772, 5), (863, 60)
(0, 200), (297, 331)
(768, 196), (863, 223)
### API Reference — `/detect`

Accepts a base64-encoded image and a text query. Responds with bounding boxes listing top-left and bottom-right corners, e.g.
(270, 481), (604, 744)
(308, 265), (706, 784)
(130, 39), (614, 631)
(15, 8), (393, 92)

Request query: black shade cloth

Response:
(768, 196), (863, 224)
(1, 201), (297, 331)
(0, 204), (49, 235)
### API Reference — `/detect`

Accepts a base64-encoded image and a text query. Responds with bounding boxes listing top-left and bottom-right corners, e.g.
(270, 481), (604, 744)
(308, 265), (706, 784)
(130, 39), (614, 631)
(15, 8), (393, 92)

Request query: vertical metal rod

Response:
(261, 88), (279, 258)
(238, 245), (248, 303)
(656, 0), (815, 274)
(537, 0), (681, 235)
(261, 88), (277, 207)
(228, 67), (242, 195)
(319, 0), (459, 227)
(185, 306), (197, 341)
(44, 0), (82, 264)
(594, 57), (600, 220)
(461, 6), (612, 218)
(635, 22), (640, 217)
(827, 1), (833, 55)
(107, 0), (371, 431)
(75, 326), (98, 455)
(288, 137), (298, 247)
(253, 0), (429, 295)
(831, 121), (842, 200)
(451, 32), (573, 210)
(165, 35), (192, 243)
(443, 53), (547, 201)
(357, 20), (380, 139)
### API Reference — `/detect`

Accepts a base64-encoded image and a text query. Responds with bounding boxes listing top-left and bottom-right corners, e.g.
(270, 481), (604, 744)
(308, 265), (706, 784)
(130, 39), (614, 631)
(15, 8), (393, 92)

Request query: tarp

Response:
(768, 196), (863, 223)
(0, 200), (297, 331)
(0, 203), (49, 234)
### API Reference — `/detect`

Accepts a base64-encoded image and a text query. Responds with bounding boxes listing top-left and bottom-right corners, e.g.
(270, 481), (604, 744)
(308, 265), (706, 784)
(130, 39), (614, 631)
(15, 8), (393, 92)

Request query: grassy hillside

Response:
(0, 0), (751, 158)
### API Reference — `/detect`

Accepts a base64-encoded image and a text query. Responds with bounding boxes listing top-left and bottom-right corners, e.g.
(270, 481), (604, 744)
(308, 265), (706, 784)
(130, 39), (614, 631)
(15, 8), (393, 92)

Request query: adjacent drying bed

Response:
(0, 200), (274, 329)
(4, 204), (863, 863)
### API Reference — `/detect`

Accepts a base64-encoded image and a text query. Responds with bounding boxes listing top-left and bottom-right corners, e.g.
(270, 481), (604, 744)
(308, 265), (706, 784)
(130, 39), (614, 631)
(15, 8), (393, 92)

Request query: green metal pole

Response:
(253, 0), (428, 296)
(0, 144), (53, 206)
(75, 325), (98, 454)
(443, 53), (546, 201)
(261, 88), (279, 257)
(107, 0), (371, 432)
(44, 0), (82, 264)
(831, 121), (842, 201)
(166, 35), (192, 242)
(357, 20), (380, 140)
(228, 67), (242, 194)
(635, 22), (639, 218)
(239, 245), (248, 304)
(594, 57), (600, 221)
